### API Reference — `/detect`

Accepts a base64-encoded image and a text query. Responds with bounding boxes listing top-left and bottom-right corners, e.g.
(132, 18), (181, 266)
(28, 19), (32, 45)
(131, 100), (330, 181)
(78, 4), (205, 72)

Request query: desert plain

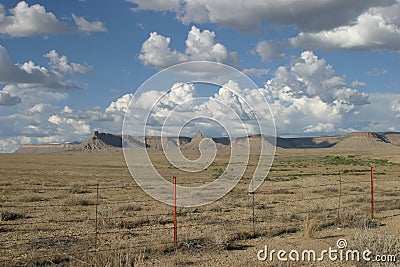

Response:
(0, 133), (400, 266)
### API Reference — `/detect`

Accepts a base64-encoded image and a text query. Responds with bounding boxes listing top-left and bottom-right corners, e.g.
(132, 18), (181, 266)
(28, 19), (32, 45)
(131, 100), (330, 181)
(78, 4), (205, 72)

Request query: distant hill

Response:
(383, 132), (400, 146)
(334, 132), (395, 149)
(14, 131), (400, 153)
(276, 135), (342, 148)
(15, 143), (80, 154)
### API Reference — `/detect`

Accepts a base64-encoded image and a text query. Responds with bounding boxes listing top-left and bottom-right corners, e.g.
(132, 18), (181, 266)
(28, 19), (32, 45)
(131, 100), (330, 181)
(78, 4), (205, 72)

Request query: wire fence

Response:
(0, 165), (399, 266)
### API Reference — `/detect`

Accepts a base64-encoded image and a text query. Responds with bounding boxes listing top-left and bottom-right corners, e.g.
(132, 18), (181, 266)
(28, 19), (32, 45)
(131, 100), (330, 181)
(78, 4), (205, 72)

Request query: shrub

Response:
(64, 196), (95, 206)
(118, 203), (142, 212)
(0, 210), (24, 221)
(69, 184), (90, 194)
(352, 231), (399, 266)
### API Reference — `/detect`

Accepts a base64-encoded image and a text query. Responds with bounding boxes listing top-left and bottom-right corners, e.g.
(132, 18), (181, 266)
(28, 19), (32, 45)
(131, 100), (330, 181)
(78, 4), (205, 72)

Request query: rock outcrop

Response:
(78, 131), (122, 150)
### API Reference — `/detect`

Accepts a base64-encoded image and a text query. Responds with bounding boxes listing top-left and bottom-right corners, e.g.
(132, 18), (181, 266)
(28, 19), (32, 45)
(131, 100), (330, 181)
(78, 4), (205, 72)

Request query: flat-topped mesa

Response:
(334, 131), (392, 148)
(15, 143), (79, 153)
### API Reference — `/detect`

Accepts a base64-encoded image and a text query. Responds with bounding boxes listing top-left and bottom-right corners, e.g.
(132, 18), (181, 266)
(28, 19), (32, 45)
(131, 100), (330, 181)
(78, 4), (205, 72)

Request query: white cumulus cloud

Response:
(304, 123), (335, 133)
(0, 45), (82, 90)
(44, 50), (92, 74)
(2, 84), (68, 106)
(129, 0), (400, 52)
(123, 80), (274, 138)
(291, 2), (400, 51)
(48, 115), (91, 135)
(105, 93), (134, 114)
(185, 26), (237, 63)
(139, 26), (238, 68)
(262, 51), (370, 135)
(0, 1), (70, 37)
(139, 32), (187, 68)
(128, 0), (394, 33)
(254, 40), (286, 61)
(0, 87), (115, 152)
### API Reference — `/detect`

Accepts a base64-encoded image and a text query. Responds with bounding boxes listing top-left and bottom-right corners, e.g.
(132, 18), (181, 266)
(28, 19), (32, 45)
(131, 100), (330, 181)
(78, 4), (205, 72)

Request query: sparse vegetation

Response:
(79, 247), (146, 267)
(304, 217), (319, 238)
(1, 147), (399, 266)
(69, 184), (90, 194)
(323, 155), (396, 167)
(339, 208), (379, 229)
(64, 196), (96, 206)
(212, 168), (224, 177)
(0, 210), (24, 221)
(325, 186), (339, 193)
(376, 199), (400, 211)
(18, 194), (45, 202)
(343, 169), (370, 174)
(118, 203), (142, 212)
(272, 188), (295, 194)
(347, 185), (364, 192)
(118, 218), (151, 229)
(324, 155), (366, 166)
(352, 231), (400, 266)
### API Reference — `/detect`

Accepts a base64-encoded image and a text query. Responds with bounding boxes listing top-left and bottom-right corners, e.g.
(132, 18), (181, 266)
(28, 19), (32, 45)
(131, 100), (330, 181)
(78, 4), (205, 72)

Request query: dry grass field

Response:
(0, 147), (399, 266)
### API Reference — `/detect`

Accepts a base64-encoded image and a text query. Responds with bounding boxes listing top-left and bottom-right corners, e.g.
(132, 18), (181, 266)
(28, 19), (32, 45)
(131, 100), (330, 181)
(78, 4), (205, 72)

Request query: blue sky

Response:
(0, 0), (399, 152)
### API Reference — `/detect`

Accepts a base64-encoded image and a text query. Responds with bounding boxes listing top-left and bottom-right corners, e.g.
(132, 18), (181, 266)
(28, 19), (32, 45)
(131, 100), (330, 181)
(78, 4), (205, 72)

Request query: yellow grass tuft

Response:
(304, 217), (319, 238)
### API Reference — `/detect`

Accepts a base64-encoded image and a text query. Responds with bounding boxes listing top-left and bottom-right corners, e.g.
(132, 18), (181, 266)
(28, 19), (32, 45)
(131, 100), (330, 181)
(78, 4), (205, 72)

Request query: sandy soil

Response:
(0, 147), (399, 266)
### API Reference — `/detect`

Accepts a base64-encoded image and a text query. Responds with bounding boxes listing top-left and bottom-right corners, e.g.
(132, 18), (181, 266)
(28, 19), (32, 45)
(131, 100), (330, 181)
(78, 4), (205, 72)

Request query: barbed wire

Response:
(1, 178), (397, 193)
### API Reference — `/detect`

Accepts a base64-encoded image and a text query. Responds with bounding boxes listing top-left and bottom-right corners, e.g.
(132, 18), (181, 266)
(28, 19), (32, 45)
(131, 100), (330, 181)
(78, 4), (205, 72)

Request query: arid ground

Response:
(1, 147), (399, 266)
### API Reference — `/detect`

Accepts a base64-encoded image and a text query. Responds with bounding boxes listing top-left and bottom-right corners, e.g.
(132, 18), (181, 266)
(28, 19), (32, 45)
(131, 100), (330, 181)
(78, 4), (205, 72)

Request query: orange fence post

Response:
(370, 167), (374, 219)
(173, 177), (177, 249)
